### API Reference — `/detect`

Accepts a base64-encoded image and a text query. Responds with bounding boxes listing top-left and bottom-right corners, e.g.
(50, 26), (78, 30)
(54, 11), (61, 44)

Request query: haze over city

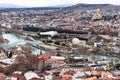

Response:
(0, 0), (120, 7)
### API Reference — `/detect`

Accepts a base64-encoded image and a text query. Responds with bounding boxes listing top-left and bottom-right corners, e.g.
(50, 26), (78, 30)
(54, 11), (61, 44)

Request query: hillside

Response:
(63, 4), (120, 12)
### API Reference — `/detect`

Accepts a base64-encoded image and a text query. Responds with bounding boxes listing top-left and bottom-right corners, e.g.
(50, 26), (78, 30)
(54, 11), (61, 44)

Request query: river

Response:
(2, 33), (120, 61)
(2, 33), (45, 55)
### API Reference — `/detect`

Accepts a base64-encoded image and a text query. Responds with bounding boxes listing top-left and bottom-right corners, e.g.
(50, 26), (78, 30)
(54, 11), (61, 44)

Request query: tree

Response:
(4, 54), (41, 75)
(114, 59), (119, 65)
(4, 64), (17, 75)
(91, 54), (96, 64)
(77, 45), (87, 56)
(16, 63), (28, 73)
(15, 55), (27, 63)
(26, 54), (40, 70)
(0, 66), (4, 73)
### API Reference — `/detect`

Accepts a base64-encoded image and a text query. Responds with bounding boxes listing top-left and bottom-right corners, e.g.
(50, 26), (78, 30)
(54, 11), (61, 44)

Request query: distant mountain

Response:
(0, 3), (120, 13)
(64, 4), (120, 12)
(0, 3), (23, 8)
(0, 7), (60, 12)
(0, 3), (72, 8)
(71, 4), (111, 8)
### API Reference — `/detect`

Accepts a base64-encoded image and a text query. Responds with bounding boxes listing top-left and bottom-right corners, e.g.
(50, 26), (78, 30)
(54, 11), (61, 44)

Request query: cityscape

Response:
(0, 0), (120, 80)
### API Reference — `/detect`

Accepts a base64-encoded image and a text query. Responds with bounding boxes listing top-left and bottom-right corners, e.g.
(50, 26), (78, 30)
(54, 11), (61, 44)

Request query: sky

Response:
(0, 0), (120, 7)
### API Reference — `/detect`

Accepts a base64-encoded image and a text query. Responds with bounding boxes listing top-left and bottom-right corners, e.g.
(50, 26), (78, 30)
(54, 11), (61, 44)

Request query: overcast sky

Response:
(0, 0), (120, 7)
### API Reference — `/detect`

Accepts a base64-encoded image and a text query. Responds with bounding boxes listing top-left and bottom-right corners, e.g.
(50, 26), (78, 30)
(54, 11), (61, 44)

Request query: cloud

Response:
(0, 0), (120, 7)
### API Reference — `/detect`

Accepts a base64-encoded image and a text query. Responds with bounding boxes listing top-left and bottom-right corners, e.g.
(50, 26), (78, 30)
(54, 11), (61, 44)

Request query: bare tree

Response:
(91, 53), (96, 64)
(4, 54), (41, 75)
(114, 58), (119, 64)
(25, 54), (40, 70)
(0, 66), (4, 73)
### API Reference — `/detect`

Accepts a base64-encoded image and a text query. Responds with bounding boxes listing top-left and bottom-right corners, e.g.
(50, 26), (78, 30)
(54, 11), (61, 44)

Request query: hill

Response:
(63, 4), (120, 12)
(0, 3), (120, 13)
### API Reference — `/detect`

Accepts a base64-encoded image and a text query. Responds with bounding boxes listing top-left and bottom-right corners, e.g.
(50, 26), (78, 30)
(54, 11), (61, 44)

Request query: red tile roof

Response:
(38, 54), (50, 61)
